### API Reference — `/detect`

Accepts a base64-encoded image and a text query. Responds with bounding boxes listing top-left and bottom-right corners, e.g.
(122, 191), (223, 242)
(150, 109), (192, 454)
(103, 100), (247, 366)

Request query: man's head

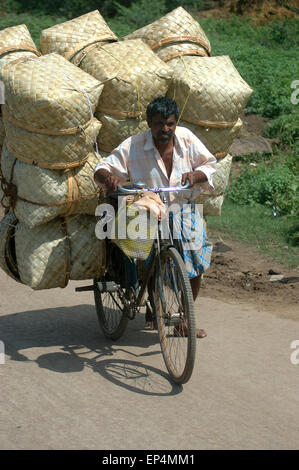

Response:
(146, 97), (180, 145)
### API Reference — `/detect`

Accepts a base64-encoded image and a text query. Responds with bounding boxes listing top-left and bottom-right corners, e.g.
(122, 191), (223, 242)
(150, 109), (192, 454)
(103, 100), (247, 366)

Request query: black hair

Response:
(146, 96), (180, 122)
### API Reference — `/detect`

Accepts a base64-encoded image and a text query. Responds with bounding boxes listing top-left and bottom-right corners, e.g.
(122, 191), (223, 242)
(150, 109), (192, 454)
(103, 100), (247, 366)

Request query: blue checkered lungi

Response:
(169, 202), (213, 279)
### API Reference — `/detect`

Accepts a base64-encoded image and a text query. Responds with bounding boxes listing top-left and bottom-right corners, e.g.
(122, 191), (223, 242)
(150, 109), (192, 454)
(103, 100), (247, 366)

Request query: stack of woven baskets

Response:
(0, 7), (253, 290)
(40, 10), (173, 156)
(0, 25), (107, 289)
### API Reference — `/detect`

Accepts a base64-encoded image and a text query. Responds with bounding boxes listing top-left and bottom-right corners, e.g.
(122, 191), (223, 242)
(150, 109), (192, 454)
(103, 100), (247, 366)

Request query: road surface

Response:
(0, 266), (298, 450)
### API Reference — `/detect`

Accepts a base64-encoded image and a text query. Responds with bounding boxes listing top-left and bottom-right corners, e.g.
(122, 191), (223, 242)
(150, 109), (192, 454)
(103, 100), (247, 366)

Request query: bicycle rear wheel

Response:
(94, 279), (129, 340)
(154, 247), (196, 384)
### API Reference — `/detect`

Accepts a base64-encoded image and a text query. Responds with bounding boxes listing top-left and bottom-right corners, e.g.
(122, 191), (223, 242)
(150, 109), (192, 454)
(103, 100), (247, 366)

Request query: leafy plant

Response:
(227, 161), (299, 216)
(113, 0), (167, 30)
(264, 113), (299, 147)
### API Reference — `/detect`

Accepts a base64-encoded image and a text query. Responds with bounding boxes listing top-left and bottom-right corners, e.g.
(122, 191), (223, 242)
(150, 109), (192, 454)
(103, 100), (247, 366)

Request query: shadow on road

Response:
(0, 304), (182, 395)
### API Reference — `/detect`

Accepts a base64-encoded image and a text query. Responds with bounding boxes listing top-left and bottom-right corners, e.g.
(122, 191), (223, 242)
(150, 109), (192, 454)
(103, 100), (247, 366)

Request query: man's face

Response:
(148, 113), (177, 145)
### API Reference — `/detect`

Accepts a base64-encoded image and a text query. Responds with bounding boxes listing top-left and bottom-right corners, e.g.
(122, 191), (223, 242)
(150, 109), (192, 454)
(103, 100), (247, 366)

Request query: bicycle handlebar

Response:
(115, 180), (190, 195)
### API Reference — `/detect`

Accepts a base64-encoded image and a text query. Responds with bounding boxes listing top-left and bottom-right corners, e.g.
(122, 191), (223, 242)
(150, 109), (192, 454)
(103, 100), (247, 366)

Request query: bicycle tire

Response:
(94, 279), (129, 340)
(154, 247), (196, 384)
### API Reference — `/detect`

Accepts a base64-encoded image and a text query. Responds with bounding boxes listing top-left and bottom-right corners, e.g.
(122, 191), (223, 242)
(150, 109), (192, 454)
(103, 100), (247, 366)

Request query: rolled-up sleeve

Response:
(94, 143), (130, 181)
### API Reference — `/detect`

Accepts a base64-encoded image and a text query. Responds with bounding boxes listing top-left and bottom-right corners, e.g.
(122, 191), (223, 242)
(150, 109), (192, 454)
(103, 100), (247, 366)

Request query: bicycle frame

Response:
(113, 181), (190, 311)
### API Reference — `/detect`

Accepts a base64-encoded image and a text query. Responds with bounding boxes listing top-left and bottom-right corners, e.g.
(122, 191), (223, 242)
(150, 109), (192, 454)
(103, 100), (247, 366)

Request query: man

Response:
(94, 97), (216, 338)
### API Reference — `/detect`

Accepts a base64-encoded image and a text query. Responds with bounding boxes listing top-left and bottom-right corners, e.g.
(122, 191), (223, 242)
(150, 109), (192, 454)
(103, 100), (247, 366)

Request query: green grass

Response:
(206, 200), (299, 269)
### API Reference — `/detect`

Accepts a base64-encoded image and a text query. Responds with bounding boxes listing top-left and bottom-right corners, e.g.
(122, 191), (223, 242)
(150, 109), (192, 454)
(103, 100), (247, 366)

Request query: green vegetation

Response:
(206, 200), (299, 268)
(227, 152), (298, 216)
(0, 1), (298, 265)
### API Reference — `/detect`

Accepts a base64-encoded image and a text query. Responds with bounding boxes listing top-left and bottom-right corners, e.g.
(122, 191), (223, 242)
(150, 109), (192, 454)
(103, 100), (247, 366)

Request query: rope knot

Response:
(0, 176), (18, 210)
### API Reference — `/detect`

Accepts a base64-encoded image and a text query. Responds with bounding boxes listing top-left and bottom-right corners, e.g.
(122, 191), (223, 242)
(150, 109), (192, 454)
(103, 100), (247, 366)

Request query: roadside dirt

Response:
(201, 231), (299, 320)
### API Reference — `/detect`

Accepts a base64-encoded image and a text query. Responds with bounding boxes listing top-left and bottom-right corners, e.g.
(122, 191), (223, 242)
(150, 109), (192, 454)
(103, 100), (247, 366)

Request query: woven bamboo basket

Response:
(124, 7), (211, 62)
(95, 113), (148, 153)
(0, 24), (40, 74)
(79, 39), (172, 118)
(167, 56), (253, 155)
(194, 153), (233, 216)
(40, 10), (118, 61)
(0, 212), (21, 282)
(0, 142), (102, 228)
(0, 212), (106, 289)
(3, 117), (101, 169)
(180, 118), (243, 159)
(1, 53), (103, 168)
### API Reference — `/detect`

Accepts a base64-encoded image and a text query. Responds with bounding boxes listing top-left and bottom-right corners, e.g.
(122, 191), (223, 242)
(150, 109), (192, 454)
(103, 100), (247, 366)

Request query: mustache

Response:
(158, 131), (172, 137)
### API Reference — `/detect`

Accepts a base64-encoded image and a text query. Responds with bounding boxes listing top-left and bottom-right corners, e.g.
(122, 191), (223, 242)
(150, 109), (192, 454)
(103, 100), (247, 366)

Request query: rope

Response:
(0, 44), (41, 58)
(96, 106), (145, 119)
(163, 49), (208, 62)
(181, 115), (237, 129)
(5, 139), (89, 169)
(64, 36), (117, 64)
(150, 36), (211, 56)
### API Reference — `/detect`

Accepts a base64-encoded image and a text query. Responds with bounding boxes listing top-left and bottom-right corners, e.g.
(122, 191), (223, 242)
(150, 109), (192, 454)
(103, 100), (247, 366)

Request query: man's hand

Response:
(94, 169), (123, 191)
(181, 170), (208, 188)
(105, 174), (123, 192)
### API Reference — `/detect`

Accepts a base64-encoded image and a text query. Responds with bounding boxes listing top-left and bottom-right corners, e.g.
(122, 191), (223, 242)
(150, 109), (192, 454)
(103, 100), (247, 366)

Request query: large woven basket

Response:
(79, 39), (172, 119)
(0, 142), (102, 227)
(3, 116), (101, 170)
(0, 24), (40, 73)
(0, 212), (106, 289)
(167, 56), (253, 156)
(124, 7), (211, 62)
(40, 10), (117, 61)
(95, 113), (148, 153)
(180, 118), (243, 159)
(1, 53), (103, 168)
(194, 153), (233, 216)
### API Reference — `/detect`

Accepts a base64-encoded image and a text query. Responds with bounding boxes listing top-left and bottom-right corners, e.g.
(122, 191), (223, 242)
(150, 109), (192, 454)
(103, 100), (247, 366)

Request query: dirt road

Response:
(0, 233), (298, 450)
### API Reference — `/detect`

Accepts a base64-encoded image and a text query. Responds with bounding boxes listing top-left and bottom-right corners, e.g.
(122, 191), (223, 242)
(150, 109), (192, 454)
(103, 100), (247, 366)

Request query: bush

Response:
(113, 0), (167, 30)
(4, 0), (207, 20)
(227, 160), (299, 216)
(264, 113), (299, 147)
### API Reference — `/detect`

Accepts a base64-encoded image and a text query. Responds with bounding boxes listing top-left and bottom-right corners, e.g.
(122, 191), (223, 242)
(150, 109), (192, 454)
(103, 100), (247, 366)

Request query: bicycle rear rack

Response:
(75, 281), (118, 293)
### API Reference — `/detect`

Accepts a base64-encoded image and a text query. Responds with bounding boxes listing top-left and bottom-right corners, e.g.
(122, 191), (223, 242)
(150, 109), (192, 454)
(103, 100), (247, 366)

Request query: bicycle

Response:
(76, 181), (196, 384)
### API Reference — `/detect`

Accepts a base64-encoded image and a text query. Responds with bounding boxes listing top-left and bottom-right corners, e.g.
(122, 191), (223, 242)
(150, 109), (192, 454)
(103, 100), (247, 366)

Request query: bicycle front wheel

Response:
(154, 247), (196, 384)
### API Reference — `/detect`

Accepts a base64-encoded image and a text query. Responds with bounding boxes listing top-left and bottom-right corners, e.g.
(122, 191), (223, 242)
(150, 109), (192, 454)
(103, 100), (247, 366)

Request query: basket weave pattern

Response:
(80, 40), (171, 116)
(168, 56), (253, 125)
(14, 214), (106, 290)
(194, 154), (233, 216)
(95, 113), (148, 153)
(40, 10), (117, 59)
(0, 142), (101, 227)
(0, 25), (40, 72)
(2, 53), (103, 168)
(124, 7), (211, 62)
